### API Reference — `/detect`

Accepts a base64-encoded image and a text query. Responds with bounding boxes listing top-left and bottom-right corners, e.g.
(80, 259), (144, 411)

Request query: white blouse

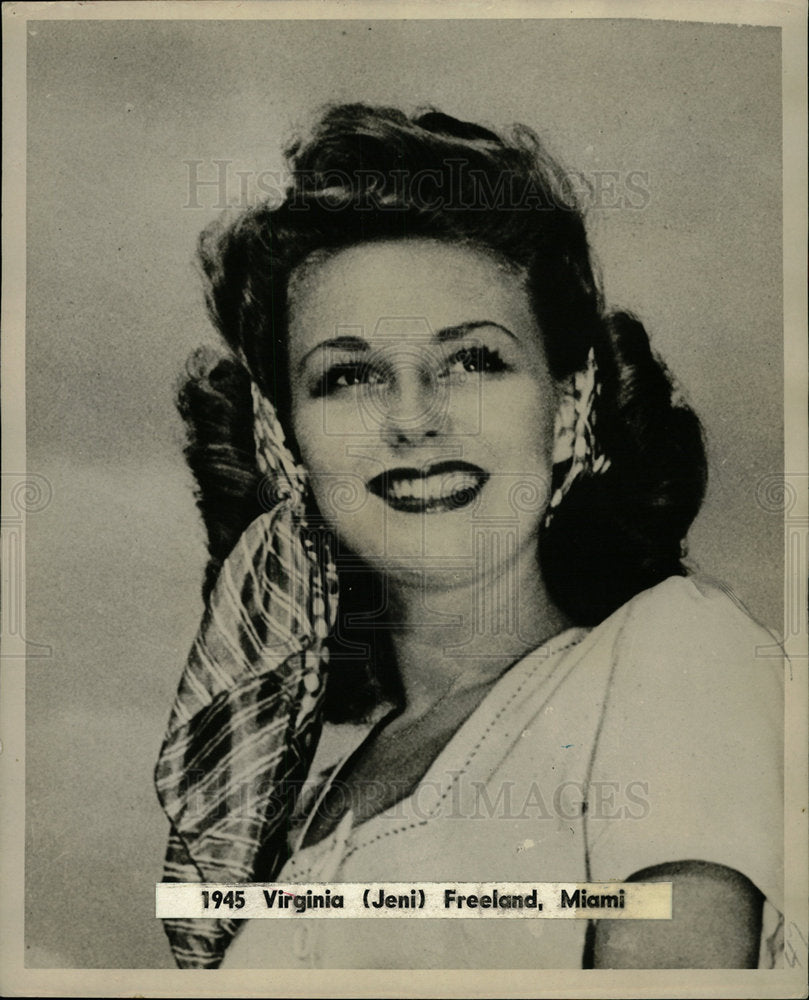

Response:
(222, 576), (784, 969)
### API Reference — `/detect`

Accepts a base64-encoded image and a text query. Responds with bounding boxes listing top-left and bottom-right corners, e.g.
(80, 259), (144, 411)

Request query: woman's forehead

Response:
(286, 239), (535, 353)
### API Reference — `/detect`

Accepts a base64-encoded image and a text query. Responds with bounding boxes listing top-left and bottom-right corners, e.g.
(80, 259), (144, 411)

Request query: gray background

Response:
(24, 19), (783, 968)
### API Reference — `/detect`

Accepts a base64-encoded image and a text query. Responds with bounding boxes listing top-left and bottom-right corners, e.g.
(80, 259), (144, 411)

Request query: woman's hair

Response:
(178, 103), (707, 721)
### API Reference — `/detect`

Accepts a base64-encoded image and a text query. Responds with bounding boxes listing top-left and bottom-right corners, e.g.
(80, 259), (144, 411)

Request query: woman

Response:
(155, 104), (783, 969)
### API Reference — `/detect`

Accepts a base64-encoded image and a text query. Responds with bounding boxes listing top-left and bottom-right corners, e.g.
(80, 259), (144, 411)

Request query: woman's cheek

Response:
(479, 377), (555, 459)
(293, 400), (373, 533)
(293, 399), (356, 472)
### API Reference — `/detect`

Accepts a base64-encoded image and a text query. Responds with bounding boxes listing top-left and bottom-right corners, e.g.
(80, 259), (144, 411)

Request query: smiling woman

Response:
(289, 241), (559, 582)
(154, 104), (783, 970)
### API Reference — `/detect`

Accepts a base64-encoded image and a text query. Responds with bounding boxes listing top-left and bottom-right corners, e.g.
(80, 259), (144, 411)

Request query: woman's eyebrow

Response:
(435, 320), (517, 343)
(298, 335), (369, 371)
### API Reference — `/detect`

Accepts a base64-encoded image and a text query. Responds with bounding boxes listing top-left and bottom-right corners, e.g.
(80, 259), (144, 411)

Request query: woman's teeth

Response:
(387, 471), (480, 502)
(367, 465), (489, 512)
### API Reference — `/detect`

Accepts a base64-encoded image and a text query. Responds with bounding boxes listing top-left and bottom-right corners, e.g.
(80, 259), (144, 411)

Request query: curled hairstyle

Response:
(178, 103), (707, 721)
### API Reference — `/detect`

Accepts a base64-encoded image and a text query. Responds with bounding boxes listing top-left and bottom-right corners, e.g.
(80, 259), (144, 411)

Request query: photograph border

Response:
(2, 1), (806, 996)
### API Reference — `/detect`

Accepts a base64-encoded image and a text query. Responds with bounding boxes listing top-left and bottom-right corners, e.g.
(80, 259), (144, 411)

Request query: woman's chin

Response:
(343, 519), (541, 592)
(369, 557), (482, 593)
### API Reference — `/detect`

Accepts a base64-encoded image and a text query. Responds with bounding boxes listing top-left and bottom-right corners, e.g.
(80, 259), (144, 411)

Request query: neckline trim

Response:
(290, 624), (590, 861)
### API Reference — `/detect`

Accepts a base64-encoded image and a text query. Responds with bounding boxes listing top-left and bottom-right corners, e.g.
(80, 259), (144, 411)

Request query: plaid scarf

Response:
(154, 383), (338, 968)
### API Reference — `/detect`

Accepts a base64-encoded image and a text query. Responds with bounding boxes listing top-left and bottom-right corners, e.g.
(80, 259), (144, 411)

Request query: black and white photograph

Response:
(2, 1), (807, 996)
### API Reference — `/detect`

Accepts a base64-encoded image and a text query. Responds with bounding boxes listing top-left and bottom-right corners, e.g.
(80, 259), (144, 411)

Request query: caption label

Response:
(156, 882), (672, 919)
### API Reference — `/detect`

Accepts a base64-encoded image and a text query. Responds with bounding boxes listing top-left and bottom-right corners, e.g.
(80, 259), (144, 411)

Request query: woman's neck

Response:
(384, 543), (571, 720)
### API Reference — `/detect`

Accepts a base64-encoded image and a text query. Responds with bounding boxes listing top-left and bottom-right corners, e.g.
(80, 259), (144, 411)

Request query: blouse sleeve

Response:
(585, 576), (784, 918)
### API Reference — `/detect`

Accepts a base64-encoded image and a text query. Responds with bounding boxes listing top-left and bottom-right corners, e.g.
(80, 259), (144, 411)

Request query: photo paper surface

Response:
(2, 2), (806, 996)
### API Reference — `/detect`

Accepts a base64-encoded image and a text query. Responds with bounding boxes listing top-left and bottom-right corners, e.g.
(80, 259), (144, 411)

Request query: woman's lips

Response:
(366, 461), (489, 513)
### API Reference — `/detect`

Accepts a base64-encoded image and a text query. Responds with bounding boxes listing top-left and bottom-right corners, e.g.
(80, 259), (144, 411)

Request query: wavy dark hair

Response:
(178, 103), (707, 722)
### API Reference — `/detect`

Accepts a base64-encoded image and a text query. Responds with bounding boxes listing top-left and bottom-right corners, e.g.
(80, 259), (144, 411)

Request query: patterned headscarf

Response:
(154, 350), (606, 968)
(545, 346), (611, 524)
(154, 382), (337, 968)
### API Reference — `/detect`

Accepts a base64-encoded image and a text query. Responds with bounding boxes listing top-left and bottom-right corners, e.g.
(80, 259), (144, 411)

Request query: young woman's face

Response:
(287, 239), (562, 586)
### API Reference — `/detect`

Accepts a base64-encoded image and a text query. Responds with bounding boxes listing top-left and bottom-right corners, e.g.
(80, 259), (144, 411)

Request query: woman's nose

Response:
(377, 363), (447, 448)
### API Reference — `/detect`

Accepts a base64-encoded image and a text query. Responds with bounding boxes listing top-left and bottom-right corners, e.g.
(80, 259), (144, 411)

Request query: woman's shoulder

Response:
(601, 574), (783, 709)
(616, 572), (777, 642)
(585, 574), (784, 847)
(587, 574), (784, 912)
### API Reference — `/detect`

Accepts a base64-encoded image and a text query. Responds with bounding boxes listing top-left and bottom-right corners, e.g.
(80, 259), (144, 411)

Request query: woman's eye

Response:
(444, 346), (508, 376)
(315, 363), (386, 396)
